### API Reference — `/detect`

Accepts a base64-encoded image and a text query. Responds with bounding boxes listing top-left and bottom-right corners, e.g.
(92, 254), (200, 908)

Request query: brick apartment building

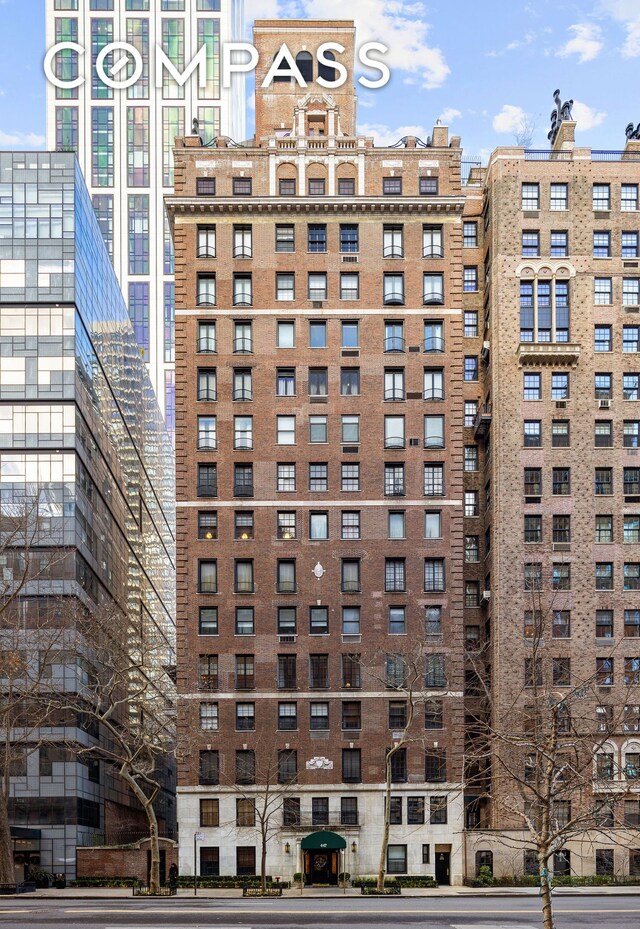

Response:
(168, 19), (640, 883)
(168, 19), (467, 885)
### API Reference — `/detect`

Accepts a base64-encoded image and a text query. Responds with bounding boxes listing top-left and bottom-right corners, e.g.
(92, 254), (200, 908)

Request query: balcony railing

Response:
(424, 436), (445, 449)
(423, 246), (444, 259)
(197, 481), (217, 497)
(234, 438), (253, 450)
(424, 337), (445, 353)
(384, 388), (406, 401)
(276, 581), (296, 594)
(383, 337), (405, 353)
(196, 294), (216, 307)
(383, 246), (404, 258)
(234, 582), (255, 594)
(197, 389), (217, 402)
(234, 483), (254, 497)
(233, 389), (253, 401)
(383, 291), (405, 306)
(423, 290), (445, 306)
(233, 246), (252, 258)
(197, 437), (217, 451)
(423, 388), (445, 401)
(233, 293), (253, 307)
(384, 481), (406, 496)
(282, 814), (363, 830)
(196, 247), (216, 259)
(474, 403), (492, 438)
(233, 339), (253, 353)
(197, 338), (216, 353)
(384, 436), (405, 449)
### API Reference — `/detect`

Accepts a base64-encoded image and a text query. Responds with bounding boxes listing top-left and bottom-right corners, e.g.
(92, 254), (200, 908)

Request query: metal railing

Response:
(383, 337), (405, 353)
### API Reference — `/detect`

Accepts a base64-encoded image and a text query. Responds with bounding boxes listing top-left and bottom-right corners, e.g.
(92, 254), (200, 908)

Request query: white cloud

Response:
(492, 105), (527, 134)
(0, 130), (45, 148)
(357, 122), (431, 146)
(487, 30), (537, 57)
(571, 100), (607, 131)
(599, 0), (640, 56)
(556, 23), (604, 63)
(438, 107), (461, 125)
(250, 0), (450, 89)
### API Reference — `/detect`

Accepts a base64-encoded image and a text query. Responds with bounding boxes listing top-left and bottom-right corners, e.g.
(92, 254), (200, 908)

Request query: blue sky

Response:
(1, 0), (639, 159)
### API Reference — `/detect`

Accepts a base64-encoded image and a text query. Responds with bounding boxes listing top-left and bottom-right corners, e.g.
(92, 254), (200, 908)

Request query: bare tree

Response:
(362, 633), (449, 892)
(514, 114), (537, 149)
(218, 739), (301, 892)
(0, 487), (69, 883)
(465, 573), (630, 929)
(49, 602), (175, 894)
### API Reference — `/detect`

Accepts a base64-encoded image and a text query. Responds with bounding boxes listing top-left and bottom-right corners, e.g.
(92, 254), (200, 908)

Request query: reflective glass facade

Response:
(0, 152), (175, 877)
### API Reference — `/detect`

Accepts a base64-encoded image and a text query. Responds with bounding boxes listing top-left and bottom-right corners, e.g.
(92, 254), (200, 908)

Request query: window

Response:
(596, 610), (614, 638)
(552, 563), (570, 591)
(277, 608), (296, 635)
(595, 849), (615, 877)
(342, 748), (361, 783)
(342, 654), (361, 689)
(199, 607), (218, 636)
(307, 223), (327, 254)
(234, 321), (252, 353)
(310, 607), (328, 635)
(595, 421), (613, 447)
(275, 225), (295, 253)
(425, 749), (446, 781)
(276, 560), (296, 593)
(624, 278), (640, 306)
(383, 177), (402, 195)
(342, 701), (361, 731)
(236, 702), (255, 731)
(277, 655), (297, 689)
(522, 183), (539, 210)
(196, 178), (216, 196)
(342, 512), (361, 541)
(596, 515), (613, 543)
(625, 563), (640, 590)
(593, 231), (611, 259)
(464, 310), (478, 337)
(309, 320), (327, 348)
(341, 368), (360, 396)
(553, 657), (571, 687)
(310, 415), (328, 443)
(553, 515), (571, 544)
(200, 798), (219, 827)
(596, 563), (614, 590)
(386, 655), (407, 689)
(465, 582), (480, 607)
(552, 610), (571, 639)
(388, 510), (406, 539)
(595, 326), (612, 352)
(278, 749), (297, 784)
(235, 606), (254, 635)
(623, 232), (639, 259)
(426, 606), (443, 636)
(199, 702), (218, 730)
(278, 703), (297, 731)
(626, 657), (640, 685)
(425, 654), (446, 688)
(625, 610), (640, 637)
(464, 446), (478, 473)
(340, 273), (359, 300)
(465, 356), (479, 381)
(338, 178), (356, 196)
(310, 702), (329, 731)
(594, 278), (612, 305)
(308, 272), (327, 300)
(235, 654), (255, 689)
(524, 563), (542, 591)
(424, 559), (445, 592)
(384, 225), (404, 258)
(552, 420), (570, 447)
(524, 515), (542, 543)
(464, 221), (478, 247)
(232, 177), (252, 196)
(465, 491), (478, 517)
(197, 321), (216, 354)
(523, 372), (541, 400)
(424, 510), (442, 539)
(277, 416), (295, 445)
(626, 422), (640, 448)
(419, 175), (439, 195)
(279, 178), (296, 196)
(624, 377), (640, 407)
(388, 607), (406, 635)
(341, 560), (361, 593)
(234, 465), (253, 499)
(236, 847), (256, 876)
(625, 803), (640, 828)
(310, 512), (328, 540)
(197, 274), (216, 306)
(308, 368), (328, 398)
(276, 273), (295, 301)
(429, 795), (447, 825)
(522, 230), (540, 257)
(385, 559), (406, 592)
(233, 274), (252, 307)
(622, 183), (639, 211)
(199, 749), (219, 785)
(625, 468), (640, 494)
(524, 468), (542, 496)
(593, 183), (611, 211)
(596, 468), (613, 495)
(550, 183), (568, 211)
(422, 225), (442, 258)
(276, 368), (296, 397)
(341, 321), (359, 348)
(465, 535), (480, 563)
(233, 225), (252, 260)
(524, 420), (542, 447)
(198, 560), (217, 594)
(550, 230), (568, 257)
(309, 463), (328, 492)
(308, 178), (326, 196)
(234, 416), (253, 450)
(424, 415), (445, 448)
(384, 274), (405, 305)
(341, 463), (360, 491)
(552, 467), (570, 496)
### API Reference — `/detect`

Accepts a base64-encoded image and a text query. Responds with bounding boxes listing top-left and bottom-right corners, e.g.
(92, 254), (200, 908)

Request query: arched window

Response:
(475, 849), (493, 877)
(295, 51), (313, 83)
(318, 50), (337, 83)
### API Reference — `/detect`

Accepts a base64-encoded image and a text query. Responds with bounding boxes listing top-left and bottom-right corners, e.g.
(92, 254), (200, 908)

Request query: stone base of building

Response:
(76, 837), (178, 884)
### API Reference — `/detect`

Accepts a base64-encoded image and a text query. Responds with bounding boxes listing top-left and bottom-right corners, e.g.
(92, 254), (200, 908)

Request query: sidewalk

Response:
(16, 884), (640, 900)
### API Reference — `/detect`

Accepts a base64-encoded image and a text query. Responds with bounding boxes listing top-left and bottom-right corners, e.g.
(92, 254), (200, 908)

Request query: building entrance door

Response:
(435, 850), (450, 885)
(304, 850), (338, 885)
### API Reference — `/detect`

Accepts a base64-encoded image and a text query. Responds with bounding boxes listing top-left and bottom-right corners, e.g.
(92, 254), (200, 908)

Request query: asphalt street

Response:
(1, 896), (639, 929)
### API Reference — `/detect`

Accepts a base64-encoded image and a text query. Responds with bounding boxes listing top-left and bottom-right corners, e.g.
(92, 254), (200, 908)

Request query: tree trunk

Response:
(538, 850), (554, 929)
(260, 829), (267, 893)
(377, 753), (393, 892)
(0, 789), (15, 883)
(120, 767), (160, 893)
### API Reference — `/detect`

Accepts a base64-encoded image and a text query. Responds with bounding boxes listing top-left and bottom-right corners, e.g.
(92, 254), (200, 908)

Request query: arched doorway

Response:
(300, 830), (346, 886)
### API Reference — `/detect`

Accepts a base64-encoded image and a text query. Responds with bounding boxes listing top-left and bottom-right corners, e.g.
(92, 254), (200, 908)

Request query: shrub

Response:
(476, 866), (494, 887)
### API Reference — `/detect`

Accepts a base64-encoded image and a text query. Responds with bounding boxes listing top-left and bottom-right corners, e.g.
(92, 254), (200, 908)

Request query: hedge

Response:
(352, 876), (437, 888)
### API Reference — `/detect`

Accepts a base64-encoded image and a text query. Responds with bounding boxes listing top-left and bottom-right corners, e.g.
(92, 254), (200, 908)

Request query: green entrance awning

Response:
(301, 831), (346, 851)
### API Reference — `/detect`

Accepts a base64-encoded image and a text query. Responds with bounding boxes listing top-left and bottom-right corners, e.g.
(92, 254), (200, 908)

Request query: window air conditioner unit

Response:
(555, 400), (567, 409)
(599, 399), (611, 409)
(278, 635), (297, 644)
(481, 590), (491, 602)
(552, 542), (571, 552)
(624, 304), (640, 313)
